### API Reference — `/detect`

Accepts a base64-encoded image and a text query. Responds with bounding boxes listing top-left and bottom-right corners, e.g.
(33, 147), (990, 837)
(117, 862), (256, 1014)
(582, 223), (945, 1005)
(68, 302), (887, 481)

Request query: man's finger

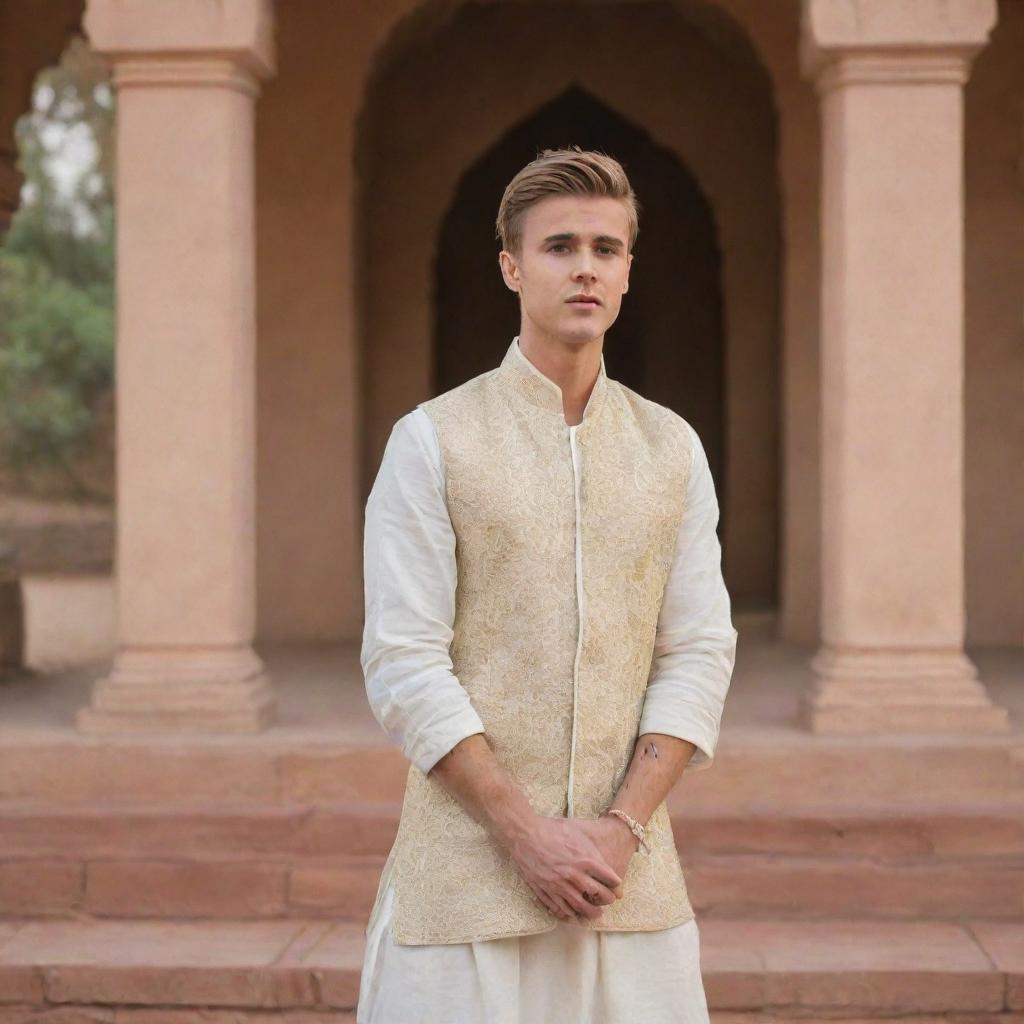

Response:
(561, 884), (602, 920)
(552, 892), (576, 920)
(533, 890), (561, 918)
(533, 884), (571, 920)
(575, 872), (616, 905)
(582, 858), (622, 889)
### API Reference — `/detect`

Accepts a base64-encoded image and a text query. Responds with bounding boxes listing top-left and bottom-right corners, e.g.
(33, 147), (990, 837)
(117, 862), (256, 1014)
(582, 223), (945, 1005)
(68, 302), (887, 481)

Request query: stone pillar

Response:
(799, 0), (1010, 733)
(77, 0), (276, 732)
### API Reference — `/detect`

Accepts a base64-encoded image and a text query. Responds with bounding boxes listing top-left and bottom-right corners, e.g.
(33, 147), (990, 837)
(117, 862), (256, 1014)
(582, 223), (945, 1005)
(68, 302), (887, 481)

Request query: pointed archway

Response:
(434, 84), (726, 506)
(356, 0), (782, 610)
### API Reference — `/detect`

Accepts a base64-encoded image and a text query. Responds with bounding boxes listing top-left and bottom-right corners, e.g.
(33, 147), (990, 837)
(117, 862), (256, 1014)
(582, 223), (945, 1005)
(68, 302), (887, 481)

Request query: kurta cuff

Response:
(637, 698), (721, 770)
(405, 702), (487, 776)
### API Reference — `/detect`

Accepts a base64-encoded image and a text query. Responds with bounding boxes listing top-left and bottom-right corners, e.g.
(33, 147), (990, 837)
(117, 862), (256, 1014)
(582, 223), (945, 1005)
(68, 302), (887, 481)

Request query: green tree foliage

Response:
(0, 34), (115, 501)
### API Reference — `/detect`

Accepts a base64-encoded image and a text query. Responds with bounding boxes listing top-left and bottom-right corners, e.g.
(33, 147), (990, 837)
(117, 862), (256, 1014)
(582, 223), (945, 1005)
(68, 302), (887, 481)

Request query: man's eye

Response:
(550, 244), (569, 253)
(597, 247), (614, 255)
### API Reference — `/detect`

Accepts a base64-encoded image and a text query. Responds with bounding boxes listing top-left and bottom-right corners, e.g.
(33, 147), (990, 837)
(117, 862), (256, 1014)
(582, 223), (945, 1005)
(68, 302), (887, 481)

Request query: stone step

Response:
(3, 796), (1023, 859)
(5, 852), (1020, 923)
(0, 917), (1019, 1017)
(4, 851), (1019, 923)
(686, 854), (1024, 921)
(0, 797), (402, 859)
(712, 1019), (1019, 1024)
(0, 798), (1022, 921)
(671, 796), (1024, 858)
(1, 732), (1021, 805)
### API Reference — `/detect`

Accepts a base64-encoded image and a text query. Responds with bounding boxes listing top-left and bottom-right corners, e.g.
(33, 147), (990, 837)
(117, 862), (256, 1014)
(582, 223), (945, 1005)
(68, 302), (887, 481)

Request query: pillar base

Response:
(802, 646), (1012, 734)
(76, 646), (276, 734)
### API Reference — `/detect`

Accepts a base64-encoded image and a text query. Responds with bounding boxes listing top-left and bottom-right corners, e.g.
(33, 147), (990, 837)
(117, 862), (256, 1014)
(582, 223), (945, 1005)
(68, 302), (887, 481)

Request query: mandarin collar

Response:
(497, 335), (608, 425)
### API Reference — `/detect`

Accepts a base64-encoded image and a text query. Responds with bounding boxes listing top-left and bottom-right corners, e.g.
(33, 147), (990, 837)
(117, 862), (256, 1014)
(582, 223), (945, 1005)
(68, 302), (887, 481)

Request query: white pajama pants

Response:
(356, 854), (711, 1024)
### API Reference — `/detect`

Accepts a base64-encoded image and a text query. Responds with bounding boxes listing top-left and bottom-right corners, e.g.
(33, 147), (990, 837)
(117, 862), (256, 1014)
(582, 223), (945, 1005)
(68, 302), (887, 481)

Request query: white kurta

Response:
(358, 353), (736, 1022)
(357, 844), (711, 1024)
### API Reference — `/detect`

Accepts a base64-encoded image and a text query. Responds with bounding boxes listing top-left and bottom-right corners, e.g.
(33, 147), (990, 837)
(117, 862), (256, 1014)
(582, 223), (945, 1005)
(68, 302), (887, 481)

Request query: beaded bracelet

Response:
(606, 808), (652, 855)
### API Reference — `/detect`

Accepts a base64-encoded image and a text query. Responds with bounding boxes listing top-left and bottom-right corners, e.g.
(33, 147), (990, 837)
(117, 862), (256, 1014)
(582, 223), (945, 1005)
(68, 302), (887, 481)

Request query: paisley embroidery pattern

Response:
(390, 338), (696, 945)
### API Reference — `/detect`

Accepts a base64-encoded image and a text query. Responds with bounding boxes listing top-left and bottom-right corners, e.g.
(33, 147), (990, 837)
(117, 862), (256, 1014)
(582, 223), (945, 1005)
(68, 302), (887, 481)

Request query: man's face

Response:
(499, 194), (633, 346)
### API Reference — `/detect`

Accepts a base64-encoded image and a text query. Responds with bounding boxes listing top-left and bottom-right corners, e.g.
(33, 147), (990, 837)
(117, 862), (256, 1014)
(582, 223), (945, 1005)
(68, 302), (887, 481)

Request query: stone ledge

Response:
(0, 509), (113, 576)
(0, 797), (1021, 923)
(0, 917), (1019, 1013)
(1, 733), (1022, 806)
(3, 795), (1023, 858)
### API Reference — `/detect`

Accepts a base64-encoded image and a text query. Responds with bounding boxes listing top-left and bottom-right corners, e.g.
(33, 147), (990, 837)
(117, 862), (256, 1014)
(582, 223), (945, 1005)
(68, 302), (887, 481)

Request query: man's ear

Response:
(498, 250), (520, 293)
(623, 251), (634, 294)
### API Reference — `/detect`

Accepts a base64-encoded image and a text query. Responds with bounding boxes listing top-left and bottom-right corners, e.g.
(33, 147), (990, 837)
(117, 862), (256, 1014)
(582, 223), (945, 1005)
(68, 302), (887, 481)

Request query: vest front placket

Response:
(567, 421), (584, 817)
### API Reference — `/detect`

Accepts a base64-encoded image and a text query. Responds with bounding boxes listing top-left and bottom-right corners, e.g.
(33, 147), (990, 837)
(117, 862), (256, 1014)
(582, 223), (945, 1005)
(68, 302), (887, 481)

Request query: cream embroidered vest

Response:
(387, 335), (697, 945)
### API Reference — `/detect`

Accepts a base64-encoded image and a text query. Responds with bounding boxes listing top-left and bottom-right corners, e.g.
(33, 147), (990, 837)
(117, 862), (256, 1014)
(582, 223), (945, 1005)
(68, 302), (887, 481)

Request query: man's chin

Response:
(555, 317), (611, 345)
(523, 311), (615, 345)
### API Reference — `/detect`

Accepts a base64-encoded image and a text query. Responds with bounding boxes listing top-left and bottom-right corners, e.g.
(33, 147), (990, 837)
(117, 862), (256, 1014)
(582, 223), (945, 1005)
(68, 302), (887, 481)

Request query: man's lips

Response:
(567, 296), (602, 306)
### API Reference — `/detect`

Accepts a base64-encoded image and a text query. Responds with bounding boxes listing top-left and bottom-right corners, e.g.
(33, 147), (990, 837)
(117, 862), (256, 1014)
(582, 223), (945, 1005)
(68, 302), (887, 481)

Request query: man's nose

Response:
(573, 252), (597, 281)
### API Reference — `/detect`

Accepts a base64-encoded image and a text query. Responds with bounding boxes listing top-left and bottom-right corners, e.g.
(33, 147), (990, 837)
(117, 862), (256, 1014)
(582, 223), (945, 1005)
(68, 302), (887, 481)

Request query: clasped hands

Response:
(501, 812), (640, 923)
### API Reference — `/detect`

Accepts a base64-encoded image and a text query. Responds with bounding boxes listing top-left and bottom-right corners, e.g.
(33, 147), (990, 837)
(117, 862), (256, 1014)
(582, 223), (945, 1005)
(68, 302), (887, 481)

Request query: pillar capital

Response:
(800, 0), (997, 90)
(84, 0), (275, 86)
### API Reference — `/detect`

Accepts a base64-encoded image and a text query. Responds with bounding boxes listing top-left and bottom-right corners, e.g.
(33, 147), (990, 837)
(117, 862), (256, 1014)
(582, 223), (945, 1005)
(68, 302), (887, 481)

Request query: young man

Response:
(357, 147), (738, 1023)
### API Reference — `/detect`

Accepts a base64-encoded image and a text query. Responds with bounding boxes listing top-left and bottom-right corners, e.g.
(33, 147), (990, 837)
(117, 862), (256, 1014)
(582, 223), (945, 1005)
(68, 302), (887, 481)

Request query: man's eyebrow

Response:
(542, 232), (625, 249)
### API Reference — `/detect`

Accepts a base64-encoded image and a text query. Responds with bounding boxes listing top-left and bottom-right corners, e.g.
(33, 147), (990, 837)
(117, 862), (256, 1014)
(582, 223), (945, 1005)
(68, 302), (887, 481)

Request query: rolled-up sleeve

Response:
(360, 407), (486, 776)
(638, 420), (739, 771)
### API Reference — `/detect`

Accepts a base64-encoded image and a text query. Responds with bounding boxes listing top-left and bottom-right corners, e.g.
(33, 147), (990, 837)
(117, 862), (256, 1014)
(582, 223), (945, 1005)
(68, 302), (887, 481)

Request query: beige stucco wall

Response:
(252, 0), (822, 642)
(359, 1), (782, 616)
(254, 1), (364, 642)
(0, 0), (1017, 674)
(250, 0), (1022, 645)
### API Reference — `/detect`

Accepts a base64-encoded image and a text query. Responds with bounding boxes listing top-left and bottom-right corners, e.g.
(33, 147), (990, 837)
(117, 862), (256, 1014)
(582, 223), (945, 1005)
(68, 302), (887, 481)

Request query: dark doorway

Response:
(434, 84), (727, 517)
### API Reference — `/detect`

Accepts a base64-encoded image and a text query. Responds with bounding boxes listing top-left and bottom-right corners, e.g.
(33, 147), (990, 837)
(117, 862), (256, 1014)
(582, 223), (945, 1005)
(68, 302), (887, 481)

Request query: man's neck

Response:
(517, 328), (603, 426)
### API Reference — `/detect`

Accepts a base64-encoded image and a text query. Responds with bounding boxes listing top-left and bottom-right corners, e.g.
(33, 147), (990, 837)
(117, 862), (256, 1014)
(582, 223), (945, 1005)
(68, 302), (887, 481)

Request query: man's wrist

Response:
(481, 778), (540, 848)
(430, 734), (540, 850)
(601, 810), (642, 853)
(598, 806), (638, 847)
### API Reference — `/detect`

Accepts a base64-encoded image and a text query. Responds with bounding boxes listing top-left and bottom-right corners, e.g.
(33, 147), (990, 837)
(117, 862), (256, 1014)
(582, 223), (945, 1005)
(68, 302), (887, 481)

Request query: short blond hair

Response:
(495, 146), (640, 257)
